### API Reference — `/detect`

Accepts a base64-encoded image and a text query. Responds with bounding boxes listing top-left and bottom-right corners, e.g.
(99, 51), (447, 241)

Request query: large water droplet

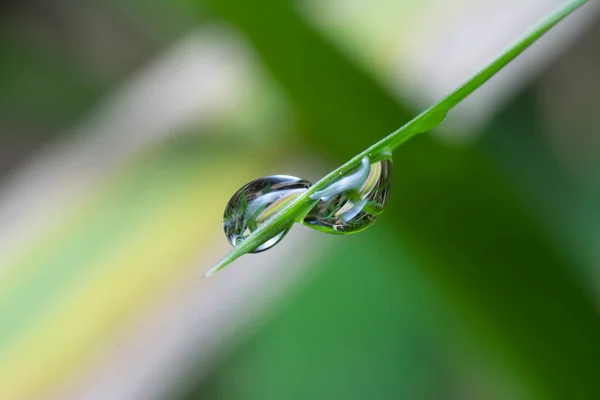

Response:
(223, 175), (311, 252)
(302, 154), (392, 234)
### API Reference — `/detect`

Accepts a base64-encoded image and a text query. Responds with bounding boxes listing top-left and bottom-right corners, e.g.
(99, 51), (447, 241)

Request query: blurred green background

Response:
(1, 0), (600, 399)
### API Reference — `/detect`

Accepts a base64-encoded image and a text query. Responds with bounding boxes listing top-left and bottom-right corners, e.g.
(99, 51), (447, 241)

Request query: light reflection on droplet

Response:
(222, 152), (393, 253)
(302, 154), (392, 234)
(223, 175), (311, 252)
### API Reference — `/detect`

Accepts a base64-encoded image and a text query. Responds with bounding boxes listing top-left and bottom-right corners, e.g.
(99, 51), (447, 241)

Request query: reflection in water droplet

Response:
(223, 175), (311, 253)
(222, 154), (393, 253)
(302, 154), (392, 234)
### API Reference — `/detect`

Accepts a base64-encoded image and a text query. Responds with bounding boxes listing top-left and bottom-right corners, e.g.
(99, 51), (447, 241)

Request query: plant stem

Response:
(205, 0), (589, 277)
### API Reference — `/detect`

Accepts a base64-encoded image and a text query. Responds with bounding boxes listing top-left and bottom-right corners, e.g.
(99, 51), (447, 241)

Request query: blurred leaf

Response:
(187, 231), (473, 400)
(0, 140), (262, 399)
(0, 30), (101, 132)
(483, 85), (600, 281)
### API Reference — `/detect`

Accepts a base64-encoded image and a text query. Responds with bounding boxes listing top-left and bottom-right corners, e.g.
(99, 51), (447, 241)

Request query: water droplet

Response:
(302, 154), (392, 234)
(223, 175), (311, 252)
(411, 107), (448, 133)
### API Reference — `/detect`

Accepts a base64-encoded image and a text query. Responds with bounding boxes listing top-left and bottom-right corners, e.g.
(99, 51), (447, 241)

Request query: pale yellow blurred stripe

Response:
(0, 150), (258, 400)
(0, 162), (158, 298)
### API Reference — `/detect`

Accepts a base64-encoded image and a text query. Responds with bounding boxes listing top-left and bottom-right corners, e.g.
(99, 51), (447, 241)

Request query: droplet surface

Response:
(302, 154), (392, 234)
(223, 175), (311, 253)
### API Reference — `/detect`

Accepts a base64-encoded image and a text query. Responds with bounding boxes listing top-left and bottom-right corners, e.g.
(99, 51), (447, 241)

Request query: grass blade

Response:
(205, 0), (589, 277)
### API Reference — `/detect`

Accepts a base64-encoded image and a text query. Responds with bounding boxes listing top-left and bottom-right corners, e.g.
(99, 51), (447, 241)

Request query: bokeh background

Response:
(1, 0), (600, 399)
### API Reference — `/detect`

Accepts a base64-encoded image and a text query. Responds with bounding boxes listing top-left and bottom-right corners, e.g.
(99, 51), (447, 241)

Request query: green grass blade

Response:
(383, 0), (589, 150)
(205, 0), (588, 277)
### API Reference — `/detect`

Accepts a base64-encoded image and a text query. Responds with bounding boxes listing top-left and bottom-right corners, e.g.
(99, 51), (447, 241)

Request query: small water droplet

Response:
(223, 175), (311, 252)
(302, 154), (392, 234)
(411, 107), (448, 133)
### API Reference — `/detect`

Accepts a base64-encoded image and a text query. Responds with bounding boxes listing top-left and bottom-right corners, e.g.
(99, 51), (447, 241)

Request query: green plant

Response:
(205, 0), (589, 277)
